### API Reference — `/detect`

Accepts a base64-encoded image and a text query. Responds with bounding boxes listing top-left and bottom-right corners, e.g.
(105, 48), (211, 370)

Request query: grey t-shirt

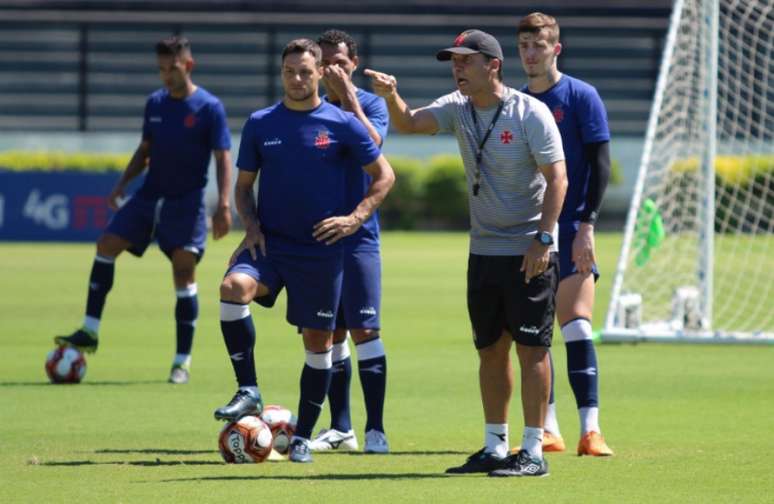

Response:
(424, 86), (565, 255)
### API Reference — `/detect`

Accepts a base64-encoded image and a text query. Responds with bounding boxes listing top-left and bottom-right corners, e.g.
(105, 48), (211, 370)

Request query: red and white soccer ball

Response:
(45, 347), (87, 384)
(261, 405), (297, 455)
(218, 415), (273, 463)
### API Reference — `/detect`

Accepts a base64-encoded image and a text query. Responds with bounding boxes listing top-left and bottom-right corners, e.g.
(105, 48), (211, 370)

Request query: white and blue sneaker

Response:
(364, 430), (389, 454)
(288, 437), (313, 463)
(309, 428), (359, 451)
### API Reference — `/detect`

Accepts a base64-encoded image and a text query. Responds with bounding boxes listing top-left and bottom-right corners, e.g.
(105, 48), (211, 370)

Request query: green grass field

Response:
(1, 232), (772, 503)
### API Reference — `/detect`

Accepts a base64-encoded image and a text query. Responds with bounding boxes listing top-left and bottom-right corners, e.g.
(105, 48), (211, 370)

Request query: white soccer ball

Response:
(261, 405), (297, 455)
(45, 347), (87, 384)
(218, 415), (273, 463)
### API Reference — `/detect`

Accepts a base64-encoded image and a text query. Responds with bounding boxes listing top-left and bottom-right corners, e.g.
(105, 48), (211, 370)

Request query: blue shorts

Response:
(105, 189), (207, 261)
(226, 248), (344, 331)
(558, 221), (600, 282)
(335, 248), (381, 330)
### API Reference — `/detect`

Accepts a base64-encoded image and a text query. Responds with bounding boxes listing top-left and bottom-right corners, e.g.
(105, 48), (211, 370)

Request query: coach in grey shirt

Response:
(366, 29), (567, 477)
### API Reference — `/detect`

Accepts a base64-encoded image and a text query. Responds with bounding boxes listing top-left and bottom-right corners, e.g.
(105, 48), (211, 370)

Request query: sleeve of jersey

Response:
(578, 87), (611, 144)
(366, 96), (389, 146)
(420, 93), (457, 134)
(141, 99), (152, 141)
(345, 116), (382, 167)
(525, 101), (565, 166)
(236, 118), (261, 172)
(210, 101), (232, 151)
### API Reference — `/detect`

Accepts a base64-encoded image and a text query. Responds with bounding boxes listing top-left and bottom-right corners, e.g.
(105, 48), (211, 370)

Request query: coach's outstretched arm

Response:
(365, 69), (439, 135)
(313, 154), (395, 245)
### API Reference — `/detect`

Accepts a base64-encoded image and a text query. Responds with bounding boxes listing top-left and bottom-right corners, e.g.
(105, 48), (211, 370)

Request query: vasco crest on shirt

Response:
(314, 129), (331, 149)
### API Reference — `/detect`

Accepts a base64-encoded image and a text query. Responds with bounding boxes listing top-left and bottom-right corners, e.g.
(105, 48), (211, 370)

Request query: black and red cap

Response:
(436, 29), (504, 61)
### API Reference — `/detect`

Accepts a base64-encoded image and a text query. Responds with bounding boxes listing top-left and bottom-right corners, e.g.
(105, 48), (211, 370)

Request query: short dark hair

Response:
(155, 36), (191, 57)
(281, 38), (322, 65)
(317, 29), (358, 59)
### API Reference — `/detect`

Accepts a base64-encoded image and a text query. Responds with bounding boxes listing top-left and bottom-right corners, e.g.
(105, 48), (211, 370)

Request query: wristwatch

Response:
(534, 231), (554, 246)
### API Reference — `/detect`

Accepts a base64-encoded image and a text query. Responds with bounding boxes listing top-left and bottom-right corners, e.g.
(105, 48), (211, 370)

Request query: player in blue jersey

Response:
(517, 13), (614, 456)
(305, 29), (391, 455)
(54, 36), (232, 385)
(212, 38), (395, 464)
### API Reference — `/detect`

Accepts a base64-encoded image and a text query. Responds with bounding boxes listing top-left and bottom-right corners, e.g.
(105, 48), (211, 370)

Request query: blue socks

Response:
(295, 350), (333, 440)
(175, 284), (198, 358)
(563, 319), (599, 409)
(356, 337), (387, 433)
(84, 254), (115, 330)
(220, 301), (257, 387)
(328, 339), (353, 432)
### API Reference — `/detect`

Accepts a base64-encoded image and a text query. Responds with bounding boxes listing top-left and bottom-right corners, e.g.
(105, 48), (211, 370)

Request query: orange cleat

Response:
(577, 431), (614, 456)
(511, 431), (566, 454)
(542, 431), (566, 452)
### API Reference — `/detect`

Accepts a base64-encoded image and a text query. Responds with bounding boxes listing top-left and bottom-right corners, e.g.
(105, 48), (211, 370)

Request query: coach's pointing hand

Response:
(364, 69), (397, 99)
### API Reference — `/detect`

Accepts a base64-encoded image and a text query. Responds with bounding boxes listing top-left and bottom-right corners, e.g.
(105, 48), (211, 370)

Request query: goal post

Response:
(602, 0), (774, 344)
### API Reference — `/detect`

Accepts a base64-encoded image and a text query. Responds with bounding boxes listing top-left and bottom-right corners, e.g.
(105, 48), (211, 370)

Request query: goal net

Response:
(603, 0), (773, 343)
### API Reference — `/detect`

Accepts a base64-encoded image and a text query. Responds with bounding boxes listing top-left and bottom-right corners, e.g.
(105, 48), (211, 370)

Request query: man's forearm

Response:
(117, 146), (148, 188)
(215, 153), (232, 207)
(539, 177), (567, 233)
(340, 92), (383, 146)
(351, 171), (394, 225)
(235, 186), (258, 229)
(385, 93), (417, 134)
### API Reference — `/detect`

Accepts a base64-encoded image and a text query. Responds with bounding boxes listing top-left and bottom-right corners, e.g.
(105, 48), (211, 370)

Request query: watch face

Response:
(539, 232), (552, 245)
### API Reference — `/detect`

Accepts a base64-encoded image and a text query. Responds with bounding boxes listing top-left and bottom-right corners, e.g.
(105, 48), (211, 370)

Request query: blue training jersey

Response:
(139, 87), (231, 199)
(522, 75), (610, 223)
(237, 101), (382, 256)
(323, 88), (389, 252)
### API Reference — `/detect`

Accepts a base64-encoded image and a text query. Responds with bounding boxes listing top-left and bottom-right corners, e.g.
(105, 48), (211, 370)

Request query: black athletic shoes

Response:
(445, 448), (506, 474)
(54, 329), (98, 353)
(213, 389), (263, 421)
(488, 449), (549, 477)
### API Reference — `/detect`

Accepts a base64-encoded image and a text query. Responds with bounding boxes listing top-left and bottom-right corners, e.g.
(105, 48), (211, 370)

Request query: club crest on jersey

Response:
(500, 130), (513, 144)
(184, 113), (197, 128)
(314, 130), (331, 149)
(552, 106), (564, 123)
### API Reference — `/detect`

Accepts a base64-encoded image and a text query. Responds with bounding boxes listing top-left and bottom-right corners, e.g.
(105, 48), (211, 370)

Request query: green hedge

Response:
(0, 150), (130, 172)
(1, 149), (630, 230)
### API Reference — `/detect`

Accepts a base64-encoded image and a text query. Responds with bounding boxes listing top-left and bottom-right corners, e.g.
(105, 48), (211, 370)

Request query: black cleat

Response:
(54, 329), (98, 354)
(213, 389), (263, 421)
(445, 448), (506, 474)
(488, 449), (549, 477)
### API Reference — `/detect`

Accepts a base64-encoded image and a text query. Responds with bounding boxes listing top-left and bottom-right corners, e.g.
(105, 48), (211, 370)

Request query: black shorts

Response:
(467, 253), (559, 349)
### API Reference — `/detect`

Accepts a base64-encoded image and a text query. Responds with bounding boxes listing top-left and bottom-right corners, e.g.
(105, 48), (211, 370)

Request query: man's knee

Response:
(172, 251), (197, 285)
(302, 328), (333, 353)
(477, 332), (512, 364)
(350, 328), (378, 344)
(96, 233), (129, 258)
(220, 274), (262, 303)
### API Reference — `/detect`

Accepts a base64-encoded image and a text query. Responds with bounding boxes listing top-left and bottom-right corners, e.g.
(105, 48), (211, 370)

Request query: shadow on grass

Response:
(0, 380), (166, 387)
(157, 472), (451, 483)
(316, 450), (469, 456)
(94, 449), (214, 455)
(39, 459), (222, 467)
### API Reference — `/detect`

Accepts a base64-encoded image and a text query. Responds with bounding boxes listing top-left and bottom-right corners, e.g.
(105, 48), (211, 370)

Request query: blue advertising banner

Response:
(0, 171), (141, 242)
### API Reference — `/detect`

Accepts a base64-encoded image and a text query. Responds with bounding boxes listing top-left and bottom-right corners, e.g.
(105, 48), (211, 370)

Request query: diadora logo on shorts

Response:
(359, 306), (377, 316)
(149, 116), (162, 123)
(316, 310), (334, 319)
(519, 325), (540, 335)
(263, 138), (282, 147)
(314, 130), (331, 149)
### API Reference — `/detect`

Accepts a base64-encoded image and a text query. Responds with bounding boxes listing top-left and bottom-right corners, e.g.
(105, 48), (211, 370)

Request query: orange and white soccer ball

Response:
(261, 405), (297, 455)
(45, 347), (87, 384)
(218, 415), (273, 463)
